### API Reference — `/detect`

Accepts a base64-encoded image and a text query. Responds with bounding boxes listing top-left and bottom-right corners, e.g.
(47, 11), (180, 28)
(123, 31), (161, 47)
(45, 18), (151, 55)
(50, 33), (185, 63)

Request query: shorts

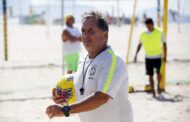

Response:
(145, 58), (161, 76)
(64, 52), (79, 72)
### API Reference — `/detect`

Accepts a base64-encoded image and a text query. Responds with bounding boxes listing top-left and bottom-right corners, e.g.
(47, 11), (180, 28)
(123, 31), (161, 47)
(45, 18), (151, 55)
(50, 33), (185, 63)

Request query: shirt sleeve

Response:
(97, 56), (128, 99)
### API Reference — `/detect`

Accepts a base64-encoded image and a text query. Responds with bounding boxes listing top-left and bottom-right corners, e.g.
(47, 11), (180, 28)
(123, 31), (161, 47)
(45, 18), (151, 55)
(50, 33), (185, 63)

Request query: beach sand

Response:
(0, 83), (189, 122)
(0, 24), (190, 122)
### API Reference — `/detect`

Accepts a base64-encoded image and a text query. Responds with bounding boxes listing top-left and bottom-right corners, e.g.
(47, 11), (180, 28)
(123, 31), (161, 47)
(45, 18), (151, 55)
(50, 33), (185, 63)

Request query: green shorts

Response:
(64, 52), (79, 72)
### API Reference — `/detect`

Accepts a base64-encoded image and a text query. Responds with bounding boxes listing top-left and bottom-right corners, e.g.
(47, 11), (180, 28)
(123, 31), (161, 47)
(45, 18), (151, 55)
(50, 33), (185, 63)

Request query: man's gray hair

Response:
(82, 11), (109, 32)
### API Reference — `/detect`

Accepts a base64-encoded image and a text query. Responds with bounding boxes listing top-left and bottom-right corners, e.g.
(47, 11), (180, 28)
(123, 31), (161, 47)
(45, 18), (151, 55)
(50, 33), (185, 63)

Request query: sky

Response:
(2, 0), (189, 15)
(0, 0), (190, 23)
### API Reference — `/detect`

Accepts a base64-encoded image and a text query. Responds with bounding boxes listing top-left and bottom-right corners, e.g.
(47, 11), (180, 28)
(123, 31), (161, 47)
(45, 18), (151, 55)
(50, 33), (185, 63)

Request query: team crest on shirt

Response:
(88, 65), (97, 80)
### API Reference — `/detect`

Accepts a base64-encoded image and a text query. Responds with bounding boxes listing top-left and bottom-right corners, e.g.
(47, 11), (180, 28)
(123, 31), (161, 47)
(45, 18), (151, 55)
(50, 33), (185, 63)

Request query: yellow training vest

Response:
(140, 28), (163, 56)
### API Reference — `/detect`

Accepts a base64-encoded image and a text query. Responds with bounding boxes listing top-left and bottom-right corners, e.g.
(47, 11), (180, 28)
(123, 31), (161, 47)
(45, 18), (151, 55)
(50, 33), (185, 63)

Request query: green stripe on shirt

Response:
(103, 49), (117, 93)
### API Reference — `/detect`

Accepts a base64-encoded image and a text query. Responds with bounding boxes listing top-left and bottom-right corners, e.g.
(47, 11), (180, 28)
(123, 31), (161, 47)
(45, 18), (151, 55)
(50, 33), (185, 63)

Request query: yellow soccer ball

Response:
(128, 86), (135, 93)
(144, 84), (152, 92)
(56, 74), (76, 105)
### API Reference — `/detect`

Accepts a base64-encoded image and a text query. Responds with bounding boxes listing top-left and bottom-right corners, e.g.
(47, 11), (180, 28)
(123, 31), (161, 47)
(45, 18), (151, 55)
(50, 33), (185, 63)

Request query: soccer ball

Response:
(56, 74), (76, 104)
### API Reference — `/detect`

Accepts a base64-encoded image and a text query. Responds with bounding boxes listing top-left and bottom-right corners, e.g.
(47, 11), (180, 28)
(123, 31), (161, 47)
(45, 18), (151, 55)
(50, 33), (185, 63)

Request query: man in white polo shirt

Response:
(46, 11), (133, 122)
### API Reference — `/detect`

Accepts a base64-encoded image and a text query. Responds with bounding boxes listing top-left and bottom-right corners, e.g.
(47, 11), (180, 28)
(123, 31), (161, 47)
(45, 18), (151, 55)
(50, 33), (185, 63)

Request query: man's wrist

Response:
(62, 106), (71, 117)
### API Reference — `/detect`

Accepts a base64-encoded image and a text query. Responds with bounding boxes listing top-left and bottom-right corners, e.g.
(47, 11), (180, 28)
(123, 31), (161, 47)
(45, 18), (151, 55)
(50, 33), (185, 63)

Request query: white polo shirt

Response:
(74, 47), (133, 122)
(62, 26), (82, 56)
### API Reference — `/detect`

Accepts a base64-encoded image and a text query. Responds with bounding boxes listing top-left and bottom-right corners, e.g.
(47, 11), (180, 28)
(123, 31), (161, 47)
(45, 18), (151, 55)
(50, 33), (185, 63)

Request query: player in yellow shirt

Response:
(134, 18), (167, 97)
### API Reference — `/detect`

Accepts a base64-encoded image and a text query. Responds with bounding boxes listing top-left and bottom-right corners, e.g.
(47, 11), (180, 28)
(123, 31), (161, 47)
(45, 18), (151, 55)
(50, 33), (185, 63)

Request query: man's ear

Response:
(103, 31), (108, 38)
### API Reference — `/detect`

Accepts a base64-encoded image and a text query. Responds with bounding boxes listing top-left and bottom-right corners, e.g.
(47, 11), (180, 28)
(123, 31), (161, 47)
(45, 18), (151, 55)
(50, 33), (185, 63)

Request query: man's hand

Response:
(134, 43), (142, 63)
(134, 56), (137, 63)
(163, 57), (167, 62)
(52, 88), (66, 105)
(46, 105), (64, 119)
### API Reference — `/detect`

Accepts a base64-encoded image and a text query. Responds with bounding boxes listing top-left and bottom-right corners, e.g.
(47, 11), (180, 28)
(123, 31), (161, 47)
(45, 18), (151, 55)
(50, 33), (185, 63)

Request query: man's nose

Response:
(82, 32), (89, 39)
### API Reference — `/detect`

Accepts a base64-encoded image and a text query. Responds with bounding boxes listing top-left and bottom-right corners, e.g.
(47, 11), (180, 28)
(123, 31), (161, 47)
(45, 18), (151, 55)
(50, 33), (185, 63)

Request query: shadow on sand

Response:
(130, 90), (186, 102)
(154, 94), (184, 102)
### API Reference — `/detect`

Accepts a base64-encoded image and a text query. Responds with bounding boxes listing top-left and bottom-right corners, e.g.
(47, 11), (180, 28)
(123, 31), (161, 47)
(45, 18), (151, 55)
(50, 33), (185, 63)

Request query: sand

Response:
(0, 24), (190, 122)
(0, 83), (190, 122)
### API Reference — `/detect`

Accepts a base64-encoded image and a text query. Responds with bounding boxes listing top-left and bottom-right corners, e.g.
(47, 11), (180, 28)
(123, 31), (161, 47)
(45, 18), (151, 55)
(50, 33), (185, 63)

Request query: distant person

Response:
(46, 11), (133, 122)
(62, 15), (82, 74)
(134, 18), (167, 97)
